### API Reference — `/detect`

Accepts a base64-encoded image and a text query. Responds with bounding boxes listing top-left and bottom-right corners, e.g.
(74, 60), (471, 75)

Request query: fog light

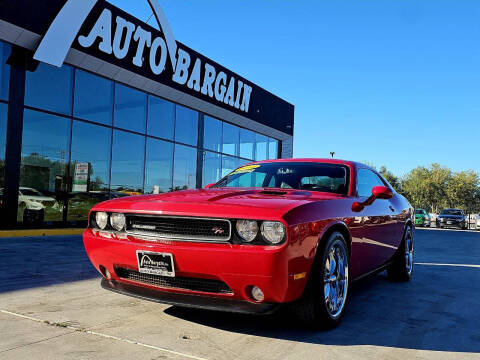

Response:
(251, 286), (264, 302)
(99, 265), (111, 280)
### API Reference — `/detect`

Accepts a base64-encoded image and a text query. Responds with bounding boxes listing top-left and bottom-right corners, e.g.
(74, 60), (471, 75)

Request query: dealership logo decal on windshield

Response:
(33, 0), (253, 113)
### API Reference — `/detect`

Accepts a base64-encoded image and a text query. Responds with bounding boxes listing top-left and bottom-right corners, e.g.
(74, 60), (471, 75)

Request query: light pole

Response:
(330, 152), (335, 158)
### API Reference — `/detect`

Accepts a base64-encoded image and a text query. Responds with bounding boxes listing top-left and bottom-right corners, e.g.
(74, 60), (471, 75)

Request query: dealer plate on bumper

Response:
(136, 251), (175, 277)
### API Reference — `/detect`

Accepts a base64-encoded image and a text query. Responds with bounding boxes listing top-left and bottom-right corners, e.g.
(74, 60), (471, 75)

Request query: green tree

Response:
(402, 164), (452, 213)
(445, 171), (480, 214)
(379, 166), (401, 191)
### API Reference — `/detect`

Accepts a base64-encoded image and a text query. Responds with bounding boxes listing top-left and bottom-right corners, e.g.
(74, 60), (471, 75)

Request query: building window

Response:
(0, 104), (7, 192)
(147, 95), (174, 140)
(203, 116), (222, 152)
(173, 144), (197, 190)
(222, 122), (239, 157)
(145, 138), (174, 194)
(268, 138), (279, 159)
(0, 41), (11, 101)
(19, 110), (71, 225)
(240, 128), (255, 160)
(222, 155), (239, 178)
(68, 121), (112, 221)
(74, 70), (113, 125)
(175, 105), (198, 146)
(110, 130), (145, 194)
(202, 151), (222, 187)
(255, 134), (268, 161)
(25, 63), (73, 115)
(114, 83), (147, 133)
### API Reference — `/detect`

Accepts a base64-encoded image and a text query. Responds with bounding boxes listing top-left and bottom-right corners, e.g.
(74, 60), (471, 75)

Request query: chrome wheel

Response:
(324, 241), (349, 318)
(405, 229), (414, 275)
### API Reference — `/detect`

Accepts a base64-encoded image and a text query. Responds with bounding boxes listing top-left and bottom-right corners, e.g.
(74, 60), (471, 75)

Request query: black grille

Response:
(125, 215), (231, 241)
(115, 268), (232, 294)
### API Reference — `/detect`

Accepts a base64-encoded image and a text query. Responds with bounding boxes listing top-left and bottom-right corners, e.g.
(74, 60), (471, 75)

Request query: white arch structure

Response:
(33, 0), (177, 69)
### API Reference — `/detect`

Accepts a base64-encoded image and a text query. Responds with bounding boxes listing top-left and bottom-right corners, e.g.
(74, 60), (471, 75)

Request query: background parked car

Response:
(476, 214), (480, 230)
(436, 209), (467, 230)
(415, 209), (431, 227)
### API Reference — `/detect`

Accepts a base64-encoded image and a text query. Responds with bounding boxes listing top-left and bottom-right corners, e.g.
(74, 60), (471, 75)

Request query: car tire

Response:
(293, 231), (350, 329)
(387, 225), (414, 282)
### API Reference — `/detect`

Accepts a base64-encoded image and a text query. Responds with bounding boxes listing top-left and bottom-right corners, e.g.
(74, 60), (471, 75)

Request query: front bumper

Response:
(437, 219), (465, 228)
(83, 229), (308, 306)
(102, 279), (281, 314)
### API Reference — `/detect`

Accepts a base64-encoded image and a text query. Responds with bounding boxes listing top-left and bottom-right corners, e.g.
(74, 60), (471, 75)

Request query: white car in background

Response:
(476, 214), (480, 231)
(18, 187), (56, 209)
(1, 187), (57, 223)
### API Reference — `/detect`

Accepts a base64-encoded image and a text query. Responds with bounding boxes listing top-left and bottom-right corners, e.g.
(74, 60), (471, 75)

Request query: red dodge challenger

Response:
(83, 159), (414, 328)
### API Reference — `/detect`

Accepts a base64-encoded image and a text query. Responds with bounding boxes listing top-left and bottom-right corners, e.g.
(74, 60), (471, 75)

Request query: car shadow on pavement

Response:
(165, 266), (480, 353)
(0, 235), (99, 294)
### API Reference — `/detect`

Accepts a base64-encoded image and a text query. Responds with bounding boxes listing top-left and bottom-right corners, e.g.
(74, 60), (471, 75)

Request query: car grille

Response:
(125, 215), (231, 242)
(115, 268), (232, 294)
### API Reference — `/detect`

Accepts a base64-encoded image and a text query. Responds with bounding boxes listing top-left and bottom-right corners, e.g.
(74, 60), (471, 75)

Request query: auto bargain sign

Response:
(34, 0), (253, 114)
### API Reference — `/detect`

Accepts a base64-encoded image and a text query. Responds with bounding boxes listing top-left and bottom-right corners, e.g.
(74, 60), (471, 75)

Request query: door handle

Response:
(389, 205), (395, 212)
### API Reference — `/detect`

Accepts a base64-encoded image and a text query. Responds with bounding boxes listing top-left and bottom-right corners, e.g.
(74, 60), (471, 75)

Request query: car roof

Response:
(248, 158), (375, 171)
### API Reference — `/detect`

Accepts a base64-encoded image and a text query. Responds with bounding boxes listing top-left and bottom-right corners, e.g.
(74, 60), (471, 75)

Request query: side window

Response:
(357, 169), (385, 197)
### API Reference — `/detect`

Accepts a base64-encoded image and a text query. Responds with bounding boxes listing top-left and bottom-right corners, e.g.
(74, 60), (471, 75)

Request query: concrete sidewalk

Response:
(0, 231), (479, 359)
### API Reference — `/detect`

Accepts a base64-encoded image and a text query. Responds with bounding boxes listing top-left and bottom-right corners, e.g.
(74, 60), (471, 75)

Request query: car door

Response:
(351, 168), (398, 276)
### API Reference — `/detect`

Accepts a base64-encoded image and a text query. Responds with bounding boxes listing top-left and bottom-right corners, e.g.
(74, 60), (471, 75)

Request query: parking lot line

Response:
(0, 309), (208, 360)
(416, 262), (480, 269)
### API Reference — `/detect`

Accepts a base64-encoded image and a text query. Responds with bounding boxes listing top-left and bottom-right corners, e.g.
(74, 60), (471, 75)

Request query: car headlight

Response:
(261, 221), (286, 244)
(95, 212), (109, 230)
(110, 213), (126, 232)
(236, 220), (258, 242)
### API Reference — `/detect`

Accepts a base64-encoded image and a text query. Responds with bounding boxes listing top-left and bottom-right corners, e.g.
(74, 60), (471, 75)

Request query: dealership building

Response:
(0, 0), (294, 229)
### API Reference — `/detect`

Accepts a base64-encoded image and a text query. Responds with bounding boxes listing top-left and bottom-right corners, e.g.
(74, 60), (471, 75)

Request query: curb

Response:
(0, 228), (85, 238)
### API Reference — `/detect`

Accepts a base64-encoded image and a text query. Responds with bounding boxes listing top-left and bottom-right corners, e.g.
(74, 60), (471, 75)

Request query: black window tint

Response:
(216, 162), (349, 195)
(357, 168), (385, 197)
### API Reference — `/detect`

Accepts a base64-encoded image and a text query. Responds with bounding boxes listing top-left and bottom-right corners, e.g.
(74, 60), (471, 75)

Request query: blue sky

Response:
(110, 0), (480, 176)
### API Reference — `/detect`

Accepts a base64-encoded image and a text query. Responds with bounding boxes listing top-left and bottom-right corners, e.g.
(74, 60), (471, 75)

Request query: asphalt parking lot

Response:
(0, 229), (479, 360)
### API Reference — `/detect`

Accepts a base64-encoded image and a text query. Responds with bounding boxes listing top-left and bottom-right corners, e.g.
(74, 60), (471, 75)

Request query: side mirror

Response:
(352, 185), (393, 212)
(204, 183), (215, 189)
(372, 185), (393, 199)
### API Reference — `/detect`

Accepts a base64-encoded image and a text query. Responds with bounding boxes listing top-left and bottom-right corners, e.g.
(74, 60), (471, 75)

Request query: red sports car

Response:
(83, 159), (414, 328)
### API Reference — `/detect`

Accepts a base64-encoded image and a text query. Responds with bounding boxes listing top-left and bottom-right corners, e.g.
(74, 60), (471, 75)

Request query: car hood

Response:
(92, 188), (344, 219)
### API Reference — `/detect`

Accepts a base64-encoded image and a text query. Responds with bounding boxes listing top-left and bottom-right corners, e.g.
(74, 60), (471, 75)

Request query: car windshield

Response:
(441, 209), (463, 216)
(214, 162), (350, 195)
(415, 210), (425, 215)
(20, 189), (44, 196)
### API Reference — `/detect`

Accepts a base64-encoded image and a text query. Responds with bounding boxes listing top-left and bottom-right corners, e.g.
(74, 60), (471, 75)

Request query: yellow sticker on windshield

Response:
(231, 165), (260, 174)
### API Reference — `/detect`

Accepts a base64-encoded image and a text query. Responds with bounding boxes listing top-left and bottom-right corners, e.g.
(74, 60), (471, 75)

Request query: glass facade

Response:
(0, 40), (280, 228)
